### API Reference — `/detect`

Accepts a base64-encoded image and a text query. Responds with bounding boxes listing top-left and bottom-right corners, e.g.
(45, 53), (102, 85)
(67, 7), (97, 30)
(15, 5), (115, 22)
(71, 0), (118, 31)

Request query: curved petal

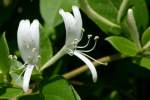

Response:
(59, 6), (82, 46)
(59, 9), (76, 44)
(23, 64), (34, 92)
(73, 50), (97, 82)
(72, 6), (82, 35)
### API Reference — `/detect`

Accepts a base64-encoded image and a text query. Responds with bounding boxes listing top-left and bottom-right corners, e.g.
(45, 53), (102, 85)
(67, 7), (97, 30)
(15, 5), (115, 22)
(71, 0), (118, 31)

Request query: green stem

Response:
(117, 0), (128, 23)
(63, 54), (126, 79)
(80, 0), (121, 29)
(40, 46), (66, 72)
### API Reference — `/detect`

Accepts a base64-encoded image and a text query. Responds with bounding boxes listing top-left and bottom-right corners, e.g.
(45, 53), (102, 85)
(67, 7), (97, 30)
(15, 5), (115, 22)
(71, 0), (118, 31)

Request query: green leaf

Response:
(42, 76), (81, 100)
(0, 88), (23, 99)
(9, 57), (23, 87)
(0, 33), (10, 74)
(17, 93), (43, 100)
(38, 28), (53, 68)
(130, 0), (149, 32)
(87, 0), (119, 24)
(139, 57), (150, 70)
(80, 0), (121, 35)
(71, 86), (81, 100)
(106, 36), (139, 56)
(80, 0), (148, 35)
(141, 27), (150, 45)
(40, 0), (77, 30)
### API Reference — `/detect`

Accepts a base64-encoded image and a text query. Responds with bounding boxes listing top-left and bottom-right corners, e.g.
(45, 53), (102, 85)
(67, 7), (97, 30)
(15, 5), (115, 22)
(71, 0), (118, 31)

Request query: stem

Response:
(40, 46), (66, 72)
(63, 54), (126, 79)
(80, 0), (120, 29)
(117, 0), (128, 23)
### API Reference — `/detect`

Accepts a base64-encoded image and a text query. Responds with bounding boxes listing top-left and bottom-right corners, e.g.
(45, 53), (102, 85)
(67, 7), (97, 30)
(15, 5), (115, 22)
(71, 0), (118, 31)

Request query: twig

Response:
(63, 54), (126, 79)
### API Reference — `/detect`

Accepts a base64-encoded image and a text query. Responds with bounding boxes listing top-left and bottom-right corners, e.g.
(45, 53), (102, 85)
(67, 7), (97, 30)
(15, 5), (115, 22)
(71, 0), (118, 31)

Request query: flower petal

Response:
(30, 19), (40, 64)
(17, 19), (40, 64)
(17, 20), (31, 62)
(30, 19), (39, 49)
(73, 50), (97, 82)
(72, 6), (82, 35)
(59, 6), (82, 46)
(59, 9), (76, 44)
(23, 64), (34, 92)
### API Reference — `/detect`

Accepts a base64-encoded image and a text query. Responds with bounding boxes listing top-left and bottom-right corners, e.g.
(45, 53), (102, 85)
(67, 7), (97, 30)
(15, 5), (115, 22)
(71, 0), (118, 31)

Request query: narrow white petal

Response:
(30, 19), (39, 48)
(59, 9), (75, 35)
(73, 51), (97, 82)
(59, 7), (82, 46)
(23, 64), (34, 92)
(30, 19), (40, 64)
(17, 20), (31, 62)
(59, 9), (75, 31)
(72, 6), (82, 34)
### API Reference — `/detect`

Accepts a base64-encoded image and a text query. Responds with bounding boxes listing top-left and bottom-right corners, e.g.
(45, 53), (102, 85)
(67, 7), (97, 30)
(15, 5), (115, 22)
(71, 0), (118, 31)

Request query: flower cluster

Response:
(17, 6), (99, 92)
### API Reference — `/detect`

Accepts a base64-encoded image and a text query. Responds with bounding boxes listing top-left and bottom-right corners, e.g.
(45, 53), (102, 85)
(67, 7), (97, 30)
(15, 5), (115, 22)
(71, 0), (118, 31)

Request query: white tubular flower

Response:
(59, 6), (98, 82)
(17, 19), (39, 92)
(41, 6), (103, 82)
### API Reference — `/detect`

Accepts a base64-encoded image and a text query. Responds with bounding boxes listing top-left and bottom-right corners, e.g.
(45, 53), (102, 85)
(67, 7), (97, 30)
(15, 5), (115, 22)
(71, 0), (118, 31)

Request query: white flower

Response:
(41, 6), (102, 82)
(59, 6), (98, 82)
(17, 19), (39, 92)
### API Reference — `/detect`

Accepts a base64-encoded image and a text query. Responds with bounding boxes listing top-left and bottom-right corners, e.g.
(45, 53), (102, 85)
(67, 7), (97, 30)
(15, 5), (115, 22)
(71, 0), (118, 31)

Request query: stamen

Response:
(81, 28), (85, 32)
(13, 55), (18, 59)
(9, 55), (13, 59)
(16, 67), (26, 81)
(78, 28), (85, 42)
(32, 48), (36, 53)
(9, 55), (18, 60)
(80, 52), (107, 66)
(79, 36), (99, 53)
(38, 55), (41, 58)
(77, 34), (92, 49)
(16, 63), (26, 71)
(71, 39), (79, 50)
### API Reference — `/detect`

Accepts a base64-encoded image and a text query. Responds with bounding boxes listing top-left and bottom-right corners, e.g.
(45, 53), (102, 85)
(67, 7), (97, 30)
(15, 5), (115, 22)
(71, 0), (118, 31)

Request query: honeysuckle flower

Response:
(17, 19), (39, 92)
(59, 6), (98, 82)
(41, 6), (99, 82)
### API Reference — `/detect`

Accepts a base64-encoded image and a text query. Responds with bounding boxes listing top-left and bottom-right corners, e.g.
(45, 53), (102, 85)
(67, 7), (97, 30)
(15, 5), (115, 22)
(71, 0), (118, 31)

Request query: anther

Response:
(13, 55), (18, 59)
(81, 28), (85, 32)
(94, 36), (99, 40)
(32, 48), (36, 53)
(77, 34), (92, 49)
(38, 55), (41, 58)
(78, 28), (85, 42)
(79, 36), (98, 53)
(88, 34), (92, 39)
(72, 39), (79, 48)
(8, 55), (13, 59)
